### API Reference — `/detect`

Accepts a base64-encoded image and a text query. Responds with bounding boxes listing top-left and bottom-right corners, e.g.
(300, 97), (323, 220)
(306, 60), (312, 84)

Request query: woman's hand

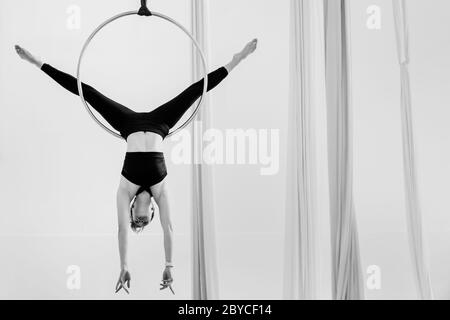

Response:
(160, 267), (174, 294)
(115, 269), (131, 294)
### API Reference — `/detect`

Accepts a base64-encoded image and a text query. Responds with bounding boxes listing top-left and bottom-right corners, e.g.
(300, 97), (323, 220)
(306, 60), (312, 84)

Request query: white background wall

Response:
(0, 0), (289, 300)
(0, 0), (449, 300)
(350, 0), (450, 299)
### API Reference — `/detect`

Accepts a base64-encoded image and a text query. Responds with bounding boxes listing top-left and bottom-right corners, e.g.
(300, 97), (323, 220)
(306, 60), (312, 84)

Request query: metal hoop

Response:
(77, 11), (209, 139)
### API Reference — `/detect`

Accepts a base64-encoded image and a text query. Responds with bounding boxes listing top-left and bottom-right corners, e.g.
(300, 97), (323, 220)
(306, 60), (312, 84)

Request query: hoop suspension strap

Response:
(138, 0), (152, 16)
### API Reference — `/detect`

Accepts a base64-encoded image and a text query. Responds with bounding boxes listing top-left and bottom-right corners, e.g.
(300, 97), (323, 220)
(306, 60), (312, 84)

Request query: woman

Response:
(15, 39), (258, 294)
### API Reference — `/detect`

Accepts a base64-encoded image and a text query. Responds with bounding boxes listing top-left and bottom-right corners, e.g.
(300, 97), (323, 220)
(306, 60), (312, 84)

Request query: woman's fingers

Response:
(160, 282), (169, 289)
(169, 285), (175, 295)
(160, 278), (174, 294)
(159, 283), (175, 294)
(116, 282), (130, 294)
(115, 270), (131, 294)
(115, 280), (122, 291)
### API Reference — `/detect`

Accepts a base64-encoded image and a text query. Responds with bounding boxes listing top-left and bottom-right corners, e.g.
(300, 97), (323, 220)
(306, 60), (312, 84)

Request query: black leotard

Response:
(121, 152), (167, 189)
(40, 63), (228, 189)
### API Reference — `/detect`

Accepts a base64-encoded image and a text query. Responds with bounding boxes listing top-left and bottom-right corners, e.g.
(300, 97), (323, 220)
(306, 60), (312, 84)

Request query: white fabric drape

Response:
(190, 0), (219, 300)
(392, 0), (433, 300)
(323, 0), (364, 300)
(283, 0), (324, 300)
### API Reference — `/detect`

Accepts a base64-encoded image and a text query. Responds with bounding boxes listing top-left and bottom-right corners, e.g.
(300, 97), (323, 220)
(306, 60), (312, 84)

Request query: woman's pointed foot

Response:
(235, 38), (258, 61)
(225, 39), (258, 73)
(15, 45), (33, 62)
(15, 45), (42, 68)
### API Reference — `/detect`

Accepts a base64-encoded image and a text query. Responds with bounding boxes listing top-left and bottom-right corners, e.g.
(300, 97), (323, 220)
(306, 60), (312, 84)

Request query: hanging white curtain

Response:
(283, 0), (325, 300)
(323, 0), (364, 300)
(392, 0), (433, 300)
(190, 0), (219, 300)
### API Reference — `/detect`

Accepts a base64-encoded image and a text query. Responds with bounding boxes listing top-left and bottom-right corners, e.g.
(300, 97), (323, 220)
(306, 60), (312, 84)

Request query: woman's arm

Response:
(151, 182), (173, 268)
(158, 196), (173, 266)
(115, 182), (133, 294)
(150, 182), (174, 293)
(156, 188), (174, 291)
(117, 184), (133, 271)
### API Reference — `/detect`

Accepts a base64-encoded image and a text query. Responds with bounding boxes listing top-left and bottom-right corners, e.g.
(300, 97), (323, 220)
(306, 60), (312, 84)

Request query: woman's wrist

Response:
(165, 261), (174, 268)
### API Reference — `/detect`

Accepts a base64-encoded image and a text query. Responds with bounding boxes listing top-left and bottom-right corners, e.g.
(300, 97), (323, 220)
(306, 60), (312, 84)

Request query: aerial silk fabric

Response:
(323, 0), (364, 300)
(392, 0), (433, 300)
(283, 0), (324, 300)
(190, 0), (219, 300)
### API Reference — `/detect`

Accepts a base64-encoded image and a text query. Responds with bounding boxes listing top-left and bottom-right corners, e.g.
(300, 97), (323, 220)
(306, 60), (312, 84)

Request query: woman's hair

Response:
(129, 188), (155, 233)
(130, 212), (149, 233)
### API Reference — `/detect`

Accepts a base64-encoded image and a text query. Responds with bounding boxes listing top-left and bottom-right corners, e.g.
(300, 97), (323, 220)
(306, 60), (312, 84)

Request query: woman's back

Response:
(126, 131), (164, 152)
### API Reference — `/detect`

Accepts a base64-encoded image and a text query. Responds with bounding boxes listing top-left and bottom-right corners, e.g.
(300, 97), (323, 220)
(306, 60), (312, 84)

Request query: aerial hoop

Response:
(76, 3), (208, 139)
